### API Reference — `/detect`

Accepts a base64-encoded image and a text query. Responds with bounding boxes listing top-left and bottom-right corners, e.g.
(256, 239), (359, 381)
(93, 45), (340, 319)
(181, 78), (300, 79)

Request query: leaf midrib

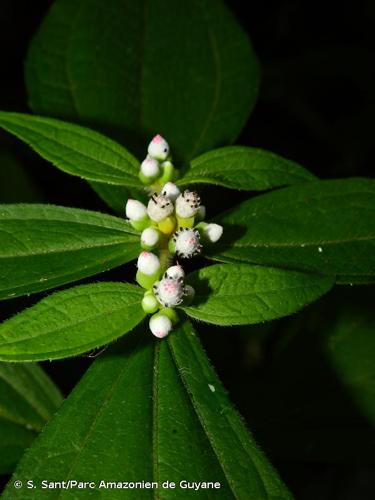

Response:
(0, 210), (139, 234)
(0, 118), (140, 181)
(222, 234), (375, 249)
(0, 292), (142, 348)
(168, 332), (267, 499)
(54, 336), (143, 500)
(188, 0), (221, 159)
(0, 235), (138, 259)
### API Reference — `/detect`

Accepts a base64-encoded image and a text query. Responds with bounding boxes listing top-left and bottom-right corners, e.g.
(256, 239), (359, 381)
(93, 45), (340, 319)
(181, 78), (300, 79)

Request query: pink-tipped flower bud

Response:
(149, 314), (173, 338)
(147, 193), (174, 222)
(153, 276), (185, 308)
(173, 228), (202, 258)
(175, 190), (201, 218)
(140, 156), (160, 178)
(137, 251), (161, 276)
(125, 199), (147, 221)
(164, 264), (185, 282)
(147, 134), (170, 161)
(161, 182), (181, 202)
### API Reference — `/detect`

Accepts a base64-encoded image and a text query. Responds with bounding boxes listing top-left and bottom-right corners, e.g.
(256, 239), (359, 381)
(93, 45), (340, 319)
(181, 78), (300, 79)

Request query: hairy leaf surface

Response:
(179, 146), (315, 190)
(182, 263), (334, 325)
(168, 321), (292, 498)
(26, 0), (259, 162)
(0, 112), (140, 186)
(210, 178), (375, 283)
(3, 325), (291, 499)
(0, 204), (139, 299)
(0, 283), (145, 361)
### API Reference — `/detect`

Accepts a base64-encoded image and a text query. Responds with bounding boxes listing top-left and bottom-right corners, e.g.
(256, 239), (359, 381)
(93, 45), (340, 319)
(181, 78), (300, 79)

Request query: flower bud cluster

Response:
(125, 135), (223, 338)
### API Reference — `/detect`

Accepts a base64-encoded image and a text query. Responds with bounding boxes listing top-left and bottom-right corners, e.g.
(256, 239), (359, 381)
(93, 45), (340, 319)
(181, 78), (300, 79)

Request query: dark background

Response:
(0, 1), (374, 498)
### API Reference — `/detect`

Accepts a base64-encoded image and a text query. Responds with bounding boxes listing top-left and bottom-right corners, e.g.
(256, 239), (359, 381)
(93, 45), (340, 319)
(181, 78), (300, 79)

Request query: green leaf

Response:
(0, 282), (145, 362)
(0, 204), (140, 300)
(3, 324), (291, 499)
(25, 0), (259, 162)
(179, 146), (316, 190)
(0, 363), (62, 474)
(210, 178), (375, 283)
(182, 263), (334, 325)
(168, 321), (292, 498)
(326, 308), (375, 425)
(0, 112), (141, 186)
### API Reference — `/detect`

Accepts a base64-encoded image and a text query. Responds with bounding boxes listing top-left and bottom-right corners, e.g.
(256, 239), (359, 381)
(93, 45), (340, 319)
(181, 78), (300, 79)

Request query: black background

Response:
(0, 1), (374, 498)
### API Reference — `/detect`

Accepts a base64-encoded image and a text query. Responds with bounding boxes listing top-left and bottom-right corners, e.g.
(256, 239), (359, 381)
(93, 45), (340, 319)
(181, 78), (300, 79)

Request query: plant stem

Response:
(159, 238), (171, 273)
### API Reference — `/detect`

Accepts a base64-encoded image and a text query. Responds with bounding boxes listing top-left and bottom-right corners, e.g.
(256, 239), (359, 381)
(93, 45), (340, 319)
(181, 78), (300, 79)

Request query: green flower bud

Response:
(140, 227), (161, 250)
(141, 290), (159, 314)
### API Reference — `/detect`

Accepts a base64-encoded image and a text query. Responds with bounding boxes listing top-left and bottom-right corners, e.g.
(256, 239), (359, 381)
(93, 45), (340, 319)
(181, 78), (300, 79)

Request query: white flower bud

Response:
(125, 199), (147, 221)
(147, 193), (174, 222)
(149, 314), (173, 338)
(164, 264), (185, 282)
(175, 190), (201, 218)
(140, 156), (160, 178)
(153, 275), (185, 307)
(137, 251), (161, 276)
(173, 228), (202, 258)
(141, 227), (160, 249)
(147, 134), (170, 161)
(161, 182), (181, 202)
(202, 223), (223, 243)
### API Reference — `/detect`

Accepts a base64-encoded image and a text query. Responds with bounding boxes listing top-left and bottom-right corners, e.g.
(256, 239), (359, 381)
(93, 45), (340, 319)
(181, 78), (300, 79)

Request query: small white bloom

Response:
(161, 182), (181, 202)
(153, 276), (185, 307)
(125, 199), (147, 221)
(141, 227), (160, 248)
(149, 314), (172, 338)
(147, 193), (174, 222)
(173, 228), (202, 258)
(140, 156), (160, 178)
(164, 264), (185, 282)
(137, 251), (161, 276)
(148, 134), (170, 161)
(175, 190), (201, 218)
(202, 223), (223, 243)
